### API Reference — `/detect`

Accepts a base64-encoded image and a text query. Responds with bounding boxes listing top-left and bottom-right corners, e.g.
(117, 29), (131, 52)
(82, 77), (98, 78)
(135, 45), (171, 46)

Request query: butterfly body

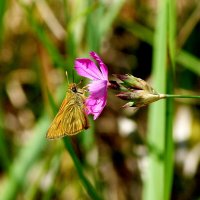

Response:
(46, 83), (89, 139)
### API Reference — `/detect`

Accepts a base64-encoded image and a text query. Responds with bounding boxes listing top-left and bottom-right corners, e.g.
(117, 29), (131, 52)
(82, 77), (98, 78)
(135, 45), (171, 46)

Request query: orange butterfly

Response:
(46, 82), (89, 139)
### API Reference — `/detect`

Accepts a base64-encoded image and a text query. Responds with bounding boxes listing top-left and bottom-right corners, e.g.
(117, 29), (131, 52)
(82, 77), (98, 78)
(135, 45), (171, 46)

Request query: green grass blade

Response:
(28, 18), (65, 67)
(167, 0), (176, 68)
(176, 50), (200, 76)
(164, 1), (176, 199)
(86, 0), (125, 52)
(1, 114), (49, 200)
(125, 23), (200, 76)
(64, 0), (91, 78)
(85, 2), (102, 52)
(0, 0), (6, 44)
(0, 88), (10, 171)
(143, 1), (168, 200)
(177, 3), (200, 48)
(125, 22), (153, 45)
(100, 0), (125, 36)
(165, 78), (174, 200)
(20, 4), (66, 68)
(63, 138), (102, 200)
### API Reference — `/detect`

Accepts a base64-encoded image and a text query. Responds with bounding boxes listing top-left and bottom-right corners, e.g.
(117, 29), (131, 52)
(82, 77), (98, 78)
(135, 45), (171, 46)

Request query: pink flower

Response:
(75, 51), (109, 120)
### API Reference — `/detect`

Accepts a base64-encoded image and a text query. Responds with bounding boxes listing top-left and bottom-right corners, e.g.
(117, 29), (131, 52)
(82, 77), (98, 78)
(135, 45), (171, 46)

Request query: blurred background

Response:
(0, 0), (200, 200)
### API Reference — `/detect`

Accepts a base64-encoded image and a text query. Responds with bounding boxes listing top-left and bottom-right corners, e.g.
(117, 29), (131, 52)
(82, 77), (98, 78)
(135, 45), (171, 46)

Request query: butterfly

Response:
(46, 82), (89, 139)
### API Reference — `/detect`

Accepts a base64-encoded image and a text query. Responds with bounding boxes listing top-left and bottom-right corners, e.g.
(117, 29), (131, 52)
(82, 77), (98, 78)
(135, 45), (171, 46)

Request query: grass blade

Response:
(164, 1), (176, 199)
(125, 23), (200, 76)
(0, 88), (10, 171)
(100, 0), (125, 36)
(63, 138), (102, 200)
(176, 50), (200, 76)
(21, 4), (66, 68)
(1, 114), (49, 200)
(0, 0), (6, 44)
(143, 1), (167, 200)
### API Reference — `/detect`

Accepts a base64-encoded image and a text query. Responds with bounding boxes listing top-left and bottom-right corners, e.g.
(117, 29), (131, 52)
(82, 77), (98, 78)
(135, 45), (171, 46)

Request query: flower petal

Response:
(88, 80), (107, 99)
(74, 52), (109, 120)
(85, 96), (106, 120)
(90, 51), (108, 80)
(75, 58), (103, 80)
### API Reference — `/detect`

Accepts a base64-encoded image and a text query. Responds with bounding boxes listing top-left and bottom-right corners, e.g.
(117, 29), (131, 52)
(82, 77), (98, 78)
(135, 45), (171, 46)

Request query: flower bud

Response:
(113, 74), (158, 94)
(109, 80), (128, 91)
(111, 74), (166, 108)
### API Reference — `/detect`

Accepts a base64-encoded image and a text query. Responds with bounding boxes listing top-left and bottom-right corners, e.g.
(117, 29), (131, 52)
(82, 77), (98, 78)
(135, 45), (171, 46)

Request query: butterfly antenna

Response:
(77, 79), (83, 86)
(72, 71), (75, 83)
(65, 71), (69, 86)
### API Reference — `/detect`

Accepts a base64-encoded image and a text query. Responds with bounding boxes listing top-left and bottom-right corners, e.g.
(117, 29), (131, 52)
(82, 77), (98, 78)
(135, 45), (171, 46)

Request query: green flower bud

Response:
(111, 74), (166, 108)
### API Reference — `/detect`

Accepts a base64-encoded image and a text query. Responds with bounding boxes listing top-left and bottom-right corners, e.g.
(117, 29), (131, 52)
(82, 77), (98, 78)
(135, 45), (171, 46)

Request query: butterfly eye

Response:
(72, 87), (77, 93)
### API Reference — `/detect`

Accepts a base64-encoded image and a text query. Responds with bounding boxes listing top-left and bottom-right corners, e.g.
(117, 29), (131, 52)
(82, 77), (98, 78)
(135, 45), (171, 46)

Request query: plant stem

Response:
(164, 94), (200, 99)
(63, 138), (102, 200)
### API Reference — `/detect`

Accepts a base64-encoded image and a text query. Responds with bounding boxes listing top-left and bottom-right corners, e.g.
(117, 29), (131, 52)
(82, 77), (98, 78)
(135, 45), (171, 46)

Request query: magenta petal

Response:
(74, 52), (109, 120)
(75, 58), (104, 80)
(85, 96), (106, 120)
(90, 51), (108, 80)
(88, 80), (107, 98)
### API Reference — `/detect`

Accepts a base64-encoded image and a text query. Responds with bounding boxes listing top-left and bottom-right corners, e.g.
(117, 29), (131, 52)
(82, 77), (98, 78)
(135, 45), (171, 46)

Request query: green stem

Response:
(63, 138), (102, 200)
(164, 94), (200, 99)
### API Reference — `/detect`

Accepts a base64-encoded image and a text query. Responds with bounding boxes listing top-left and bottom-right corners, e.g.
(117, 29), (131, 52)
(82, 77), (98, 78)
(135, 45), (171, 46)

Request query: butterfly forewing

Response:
(46, 84), (89, 139)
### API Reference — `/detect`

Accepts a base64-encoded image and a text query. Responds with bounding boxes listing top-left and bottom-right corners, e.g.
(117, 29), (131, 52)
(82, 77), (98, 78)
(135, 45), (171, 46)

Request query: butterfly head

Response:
(69, 83), (78, 93)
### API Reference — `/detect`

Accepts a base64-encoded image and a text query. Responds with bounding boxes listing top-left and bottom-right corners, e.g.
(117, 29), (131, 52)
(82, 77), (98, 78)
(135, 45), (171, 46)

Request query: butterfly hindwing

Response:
(62, 103), (89, 136)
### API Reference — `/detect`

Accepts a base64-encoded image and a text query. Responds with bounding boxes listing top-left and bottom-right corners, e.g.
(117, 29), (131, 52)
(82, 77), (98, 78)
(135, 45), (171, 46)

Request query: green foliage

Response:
(0, 0), (6, 44)
(1, 115), (49, 200)
(143, 1), (168, 199)
(0, 1), (199, 200)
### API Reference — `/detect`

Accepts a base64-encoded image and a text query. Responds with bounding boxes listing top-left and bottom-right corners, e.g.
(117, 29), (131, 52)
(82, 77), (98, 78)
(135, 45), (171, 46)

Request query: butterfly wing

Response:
(62, 102), (89, 136)
(46, 93), (89, 139)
